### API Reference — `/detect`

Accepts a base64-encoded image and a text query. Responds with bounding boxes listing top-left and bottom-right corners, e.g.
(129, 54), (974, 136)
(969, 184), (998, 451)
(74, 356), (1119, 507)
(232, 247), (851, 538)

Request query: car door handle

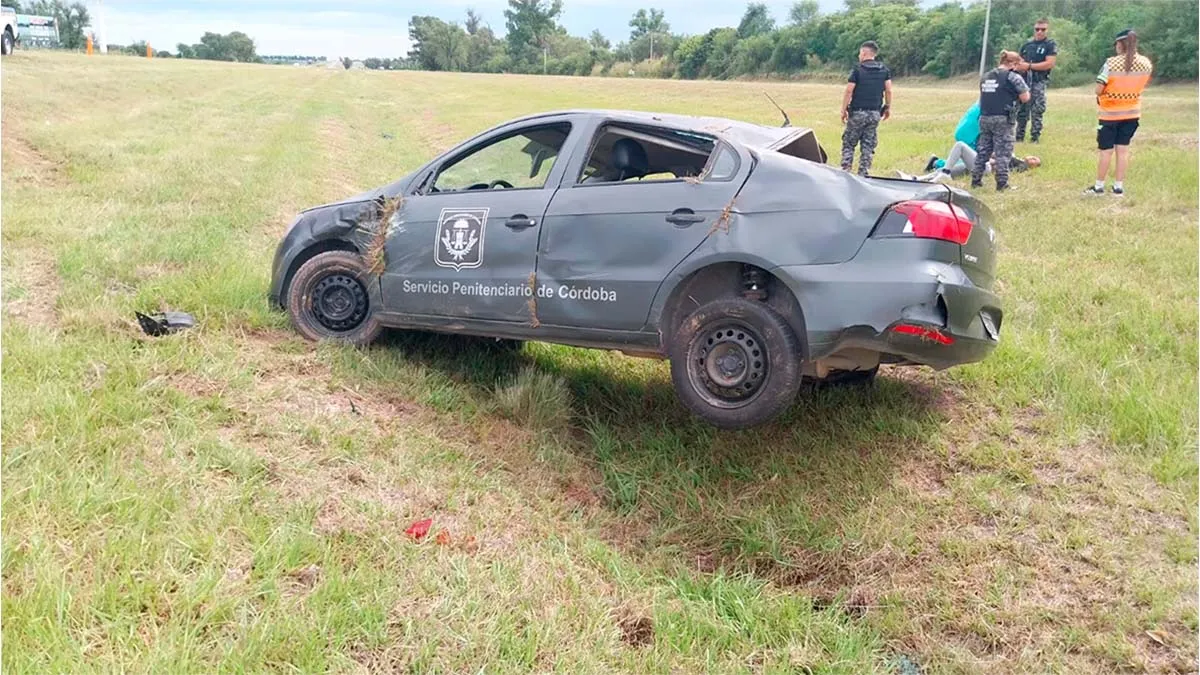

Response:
(505, 215), (537, 230)
(666, 209), (705, 227)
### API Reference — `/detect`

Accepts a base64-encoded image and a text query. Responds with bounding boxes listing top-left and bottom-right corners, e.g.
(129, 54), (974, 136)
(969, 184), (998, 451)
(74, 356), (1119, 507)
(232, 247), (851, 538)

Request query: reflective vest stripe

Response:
(1100, 107), (1141, 121)
(1098, 56), (1152, 121)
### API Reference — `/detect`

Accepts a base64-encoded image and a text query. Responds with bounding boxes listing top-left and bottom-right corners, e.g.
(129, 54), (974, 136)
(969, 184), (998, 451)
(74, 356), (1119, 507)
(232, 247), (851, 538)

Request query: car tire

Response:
(2, 31), (13, 56)
(668, 297), (802, 430)
(286, 250), (383, 346)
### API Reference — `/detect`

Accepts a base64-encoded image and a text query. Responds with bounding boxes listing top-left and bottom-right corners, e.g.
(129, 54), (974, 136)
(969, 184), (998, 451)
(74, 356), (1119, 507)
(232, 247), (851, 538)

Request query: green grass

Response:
(2, 51), (1196, 674)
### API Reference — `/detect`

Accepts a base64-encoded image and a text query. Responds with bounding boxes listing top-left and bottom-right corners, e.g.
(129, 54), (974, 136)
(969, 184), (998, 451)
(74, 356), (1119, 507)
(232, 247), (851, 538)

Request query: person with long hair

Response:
(1086, 29), (1153, 196)
(972, 50), (1030, 192)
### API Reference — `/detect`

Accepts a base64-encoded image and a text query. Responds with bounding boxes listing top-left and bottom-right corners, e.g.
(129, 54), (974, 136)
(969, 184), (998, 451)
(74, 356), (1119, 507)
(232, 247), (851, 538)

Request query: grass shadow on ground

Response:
(367, 328), (947, 590)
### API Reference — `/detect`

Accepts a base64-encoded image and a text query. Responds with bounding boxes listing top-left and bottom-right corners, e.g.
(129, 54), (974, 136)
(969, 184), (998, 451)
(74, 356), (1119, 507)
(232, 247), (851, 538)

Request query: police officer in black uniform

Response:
(1016, 18), (1057, 143)
(972, 50), (1030, 192)
(839, 40), (892, 176)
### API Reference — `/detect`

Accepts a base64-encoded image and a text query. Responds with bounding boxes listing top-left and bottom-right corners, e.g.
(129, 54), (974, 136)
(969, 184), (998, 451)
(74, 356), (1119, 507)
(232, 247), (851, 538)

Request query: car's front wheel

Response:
(2, 31), (14, 56)
(668, 297), (802, 429)
(286, 251), (382, 346)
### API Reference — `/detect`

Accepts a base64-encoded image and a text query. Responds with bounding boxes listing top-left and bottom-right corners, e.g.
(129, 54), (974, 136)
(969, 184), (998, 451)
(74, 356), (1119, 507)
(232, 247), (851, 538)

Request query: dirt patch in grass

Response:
(614, 607), (655, 647)
(1, 128), (67, 187)
(3, 246), (63, 329)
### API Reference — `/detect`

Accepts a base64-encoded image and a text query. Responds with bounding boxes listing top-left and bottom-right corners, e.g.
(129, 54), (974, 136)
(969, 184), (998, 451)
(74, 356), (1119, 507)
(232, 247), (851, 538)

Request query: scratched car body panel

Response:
(270, 109), (1003, 429)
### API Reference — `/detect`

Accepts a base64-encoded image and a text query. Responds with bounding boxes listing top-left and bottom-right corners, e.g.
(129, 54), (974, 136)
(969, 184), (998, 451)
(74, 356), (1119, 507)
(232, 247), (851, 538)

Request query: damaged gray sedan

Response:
(269, 109), (1002, 429)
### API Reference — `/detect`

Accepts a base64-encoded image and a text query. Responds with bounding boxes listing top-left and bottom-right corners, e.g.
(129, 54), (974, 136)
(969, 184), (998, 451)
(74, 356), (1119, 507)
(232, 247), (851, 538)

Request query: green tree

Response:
(468, 25), (503, 71)
(465, 7), (482, 35)
(789, 0), (819, 26)
(629, 8), (669, 39)
(221, 31), (257, 62)
(732, 32), (776, 75)
(672, 32), (710, 78)
(703, 27), (740, 78)
(408, 16), (469, 71)
(588, 29), (610, 52)
(737, 3), (775, 38)
(769, 25), (807, 73)
(503, 0), (563, 70)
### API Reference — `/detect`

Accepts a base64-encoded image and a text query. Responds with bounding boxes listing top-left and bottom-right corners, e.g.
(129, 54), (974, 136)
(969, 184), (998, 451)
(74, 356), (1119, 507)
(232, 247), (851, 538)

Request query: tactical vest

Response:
(979, 68), (1020, 116)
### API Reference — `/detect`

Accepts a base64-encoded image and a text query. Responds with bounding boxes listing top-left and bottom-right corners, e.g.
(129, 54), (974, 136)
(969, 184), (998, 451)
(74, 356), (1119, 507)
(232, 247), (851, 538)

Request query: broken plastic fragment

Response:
(135, 311), (196, 336)
(405, 517), (433, 540)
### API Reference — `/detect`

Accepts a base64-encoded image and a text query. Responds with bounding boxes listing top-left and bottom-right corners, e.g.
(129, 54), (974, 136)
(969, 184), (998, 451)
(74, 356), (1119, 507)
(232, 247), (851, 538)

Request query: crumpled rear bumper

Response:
(773, 253), (1002, 370)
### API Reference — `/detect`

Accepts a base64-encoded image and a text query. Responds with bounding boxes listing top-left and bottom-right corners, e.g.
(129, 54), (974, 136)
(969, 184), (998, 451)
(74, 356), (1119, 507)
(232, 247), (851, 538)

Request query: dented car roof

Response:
(491, 109), (829, 163)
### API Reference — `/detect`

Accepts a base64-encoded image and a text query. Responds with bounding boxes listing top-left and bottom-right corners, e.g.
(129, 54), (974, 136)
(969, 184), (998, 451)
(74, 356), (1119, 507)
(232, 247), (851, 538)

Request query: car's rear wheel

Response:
(286, 251), (382, 346)
(668, 297), (802, 429)
(2, 31), (14, 56)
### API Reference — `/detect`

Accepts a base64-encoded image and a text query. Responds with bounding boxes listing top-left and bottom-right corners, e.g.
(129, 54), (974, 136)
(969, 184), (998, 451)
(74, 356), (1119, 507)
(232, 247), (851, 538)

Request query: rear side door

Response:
(380, 119), (579, 322)
(535, 127), (749, 331)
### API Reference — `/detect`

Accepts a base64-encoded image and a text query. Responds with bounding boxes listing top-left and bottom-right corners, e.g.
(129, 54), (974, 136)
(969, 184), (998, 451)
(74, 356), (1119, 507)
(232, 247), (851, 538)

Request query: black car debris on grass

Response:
(269, 109), (1002, 429)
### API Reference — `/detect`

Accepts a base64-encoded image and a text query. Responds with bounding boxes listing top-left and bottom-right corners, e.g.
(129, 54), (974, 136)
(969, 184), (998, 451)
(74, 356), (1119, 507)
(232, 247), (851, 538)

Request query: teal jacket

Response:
(934, 103), (982, 169)
(954, 102), (981, 149)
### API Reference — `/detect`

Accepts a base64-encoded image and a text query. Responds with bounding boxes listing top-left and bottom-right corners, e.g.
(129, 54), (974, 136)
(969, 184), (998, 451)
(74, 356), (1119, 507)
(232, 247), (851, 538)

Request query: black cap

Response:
(1115, 28), (1133, 42)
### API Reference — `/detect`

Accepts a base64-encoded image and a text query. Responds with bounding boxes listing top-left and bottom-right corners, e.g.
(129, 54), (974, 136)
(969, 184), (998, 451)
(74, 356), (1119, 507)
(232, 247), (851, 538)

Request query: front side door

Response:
(380, 120), (577, 322)
(535, 127), (749, 331)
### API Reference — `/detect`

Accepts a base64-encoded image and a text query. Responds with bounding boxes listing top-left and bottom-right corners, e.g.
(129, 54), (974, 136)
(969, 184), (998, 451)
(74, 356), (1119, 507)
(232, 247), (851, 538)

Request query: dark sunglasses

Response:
(1034, 27), (1047, 31)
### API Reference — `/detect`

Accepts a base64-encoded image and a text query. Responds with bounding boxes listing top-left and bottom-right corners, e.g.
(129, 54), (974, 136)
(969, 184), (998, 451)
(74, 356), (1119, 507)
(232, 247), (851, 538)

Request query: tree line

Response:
(7, 0), (1194, 83)
(409, 0), (1198, 84)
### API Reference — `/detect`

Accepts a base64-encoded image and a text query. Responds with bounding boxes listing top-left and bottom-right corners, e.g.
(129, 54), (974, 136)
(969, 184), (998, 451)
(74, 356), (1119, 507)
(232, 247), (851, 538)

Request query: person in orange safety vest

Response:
(1085, 29), (1153, 197)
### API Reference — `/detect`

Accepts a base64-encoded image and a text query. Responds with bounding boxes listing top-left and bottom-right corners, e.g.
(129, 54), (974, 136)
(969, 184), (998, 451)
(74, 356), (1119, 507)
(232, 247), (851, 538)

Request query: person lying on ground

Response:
(899, 152), (1041, 183)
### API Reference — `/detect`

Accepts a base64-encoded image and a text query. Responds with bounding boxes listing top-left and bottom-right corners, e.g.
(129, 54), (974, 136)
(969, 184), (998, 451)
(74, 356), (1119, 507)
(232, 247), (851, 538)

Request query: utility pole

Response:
(649, 31), (654, 61)
(978, 0), (992, 78)
(94, 0), (108, 53)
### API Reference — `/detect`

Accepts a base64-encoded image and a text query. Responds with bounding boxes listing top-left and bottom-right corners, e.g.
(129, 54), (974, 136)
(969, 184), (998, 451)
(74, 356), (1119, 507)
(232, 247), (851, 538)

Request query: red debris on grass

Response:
(405, 518), (433, 540)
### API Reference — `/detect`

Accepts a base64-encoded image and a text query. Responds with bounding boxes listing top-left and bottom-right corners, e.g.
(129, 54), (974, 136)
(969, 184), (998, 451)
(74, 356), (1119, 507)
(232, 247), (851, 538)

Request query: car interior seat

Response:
(584, 137), (648, 183)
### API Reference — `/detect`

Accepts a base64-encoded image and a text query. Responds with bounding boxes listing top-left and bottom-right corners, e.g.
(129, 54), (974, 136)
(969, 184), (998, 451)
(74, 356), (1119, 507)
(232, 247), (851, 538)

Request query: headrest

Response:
(611, 138), (647, 177)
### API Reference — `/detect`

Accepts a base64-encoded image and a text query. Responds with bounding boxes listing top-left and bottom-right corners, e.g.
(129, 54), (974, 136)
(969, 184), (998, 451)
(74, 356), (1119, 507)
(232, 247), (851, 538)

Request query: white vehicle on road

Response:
(2, 6), (17, 55)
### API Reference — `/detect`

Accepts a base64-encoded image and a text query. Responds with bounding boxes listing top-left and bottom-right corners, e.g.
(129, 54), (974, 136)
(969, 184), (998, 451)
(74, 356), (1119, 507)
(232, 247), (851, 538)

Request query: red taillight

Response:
(891, 323), (955, 345)
(885, 200), (973, 245)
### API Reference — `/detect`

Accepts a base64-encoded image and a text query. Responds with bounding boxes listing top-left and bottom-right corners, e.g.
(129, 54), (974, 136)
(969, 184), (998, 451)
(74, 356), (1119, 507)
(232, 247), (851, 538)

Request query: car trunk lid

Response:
(861, 176), (997, 290)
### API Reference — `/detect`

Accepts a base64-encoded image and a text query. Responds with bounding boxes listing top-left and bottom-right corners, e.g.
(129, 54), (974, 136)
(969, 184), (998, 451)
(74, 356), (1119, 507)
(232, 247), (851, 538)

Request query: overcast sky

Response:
(84, 0), (874, 59)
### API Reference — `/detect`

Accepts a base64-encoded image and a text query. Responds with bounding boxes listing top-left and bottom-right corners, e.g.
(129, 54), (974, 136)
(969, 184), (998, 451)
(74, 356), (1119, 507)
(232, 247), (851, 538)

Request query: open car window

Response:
(577, 124), (729, 185)
(429, 122), (571, 193)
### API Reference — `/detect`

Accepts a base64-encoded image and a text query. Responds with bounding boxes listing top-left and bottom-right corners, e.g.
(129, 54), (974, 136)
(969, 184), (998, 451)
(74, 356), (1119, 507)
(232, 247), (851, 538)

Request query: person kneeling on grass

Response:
(924, 101), (982, 175)
(1086, 28), (1153, 197)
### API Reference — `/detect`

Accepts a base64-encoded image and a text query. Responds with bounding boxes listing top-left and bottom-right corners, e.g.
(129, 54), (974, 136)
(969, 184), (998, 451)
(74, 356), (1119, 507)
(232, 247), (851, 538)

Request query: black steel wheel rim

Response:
(687, 321), (768, 409)
(310, 273), (368, 332)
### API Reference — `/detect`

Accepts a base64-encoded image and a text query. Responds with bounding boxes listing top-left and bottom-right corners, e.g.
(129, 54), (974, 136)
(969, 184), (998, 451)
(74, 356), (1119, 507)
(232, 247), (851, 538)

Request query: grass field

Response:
(2, 51), (1196, 673)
